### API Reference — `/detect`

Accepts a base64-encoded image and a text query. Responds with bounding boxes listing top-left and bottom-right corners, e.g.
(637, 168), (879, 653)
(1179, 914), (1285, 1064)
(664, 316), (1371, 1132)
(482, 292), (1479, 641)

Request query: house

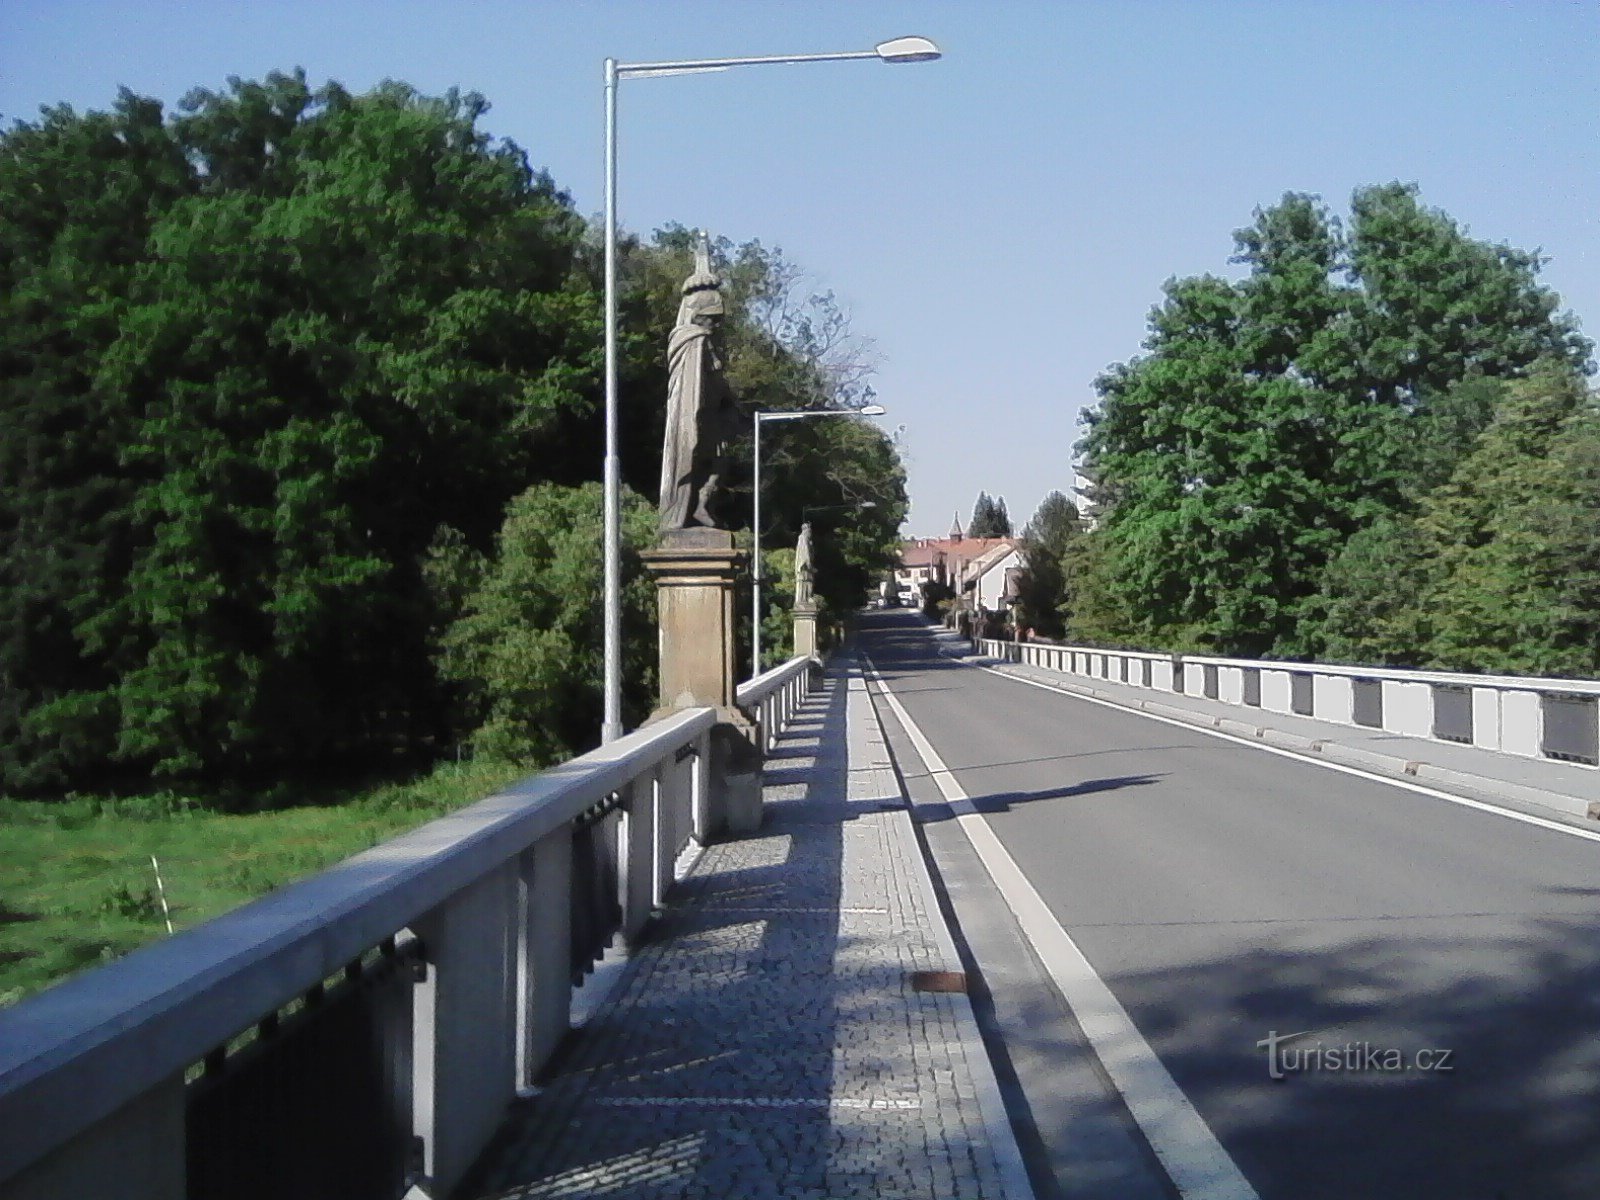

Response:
(897, 512), (1022, 613)
(957, 539), (1023, 612)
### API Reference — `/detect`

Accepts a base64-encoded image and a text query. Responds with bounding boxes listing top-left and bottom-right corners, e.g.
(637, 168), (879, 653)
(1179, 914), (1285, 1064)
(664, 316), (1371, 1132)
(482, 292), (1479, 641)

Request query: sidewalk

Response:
(938, 630), (1600, 822)
(459, 656), (1031, 1200)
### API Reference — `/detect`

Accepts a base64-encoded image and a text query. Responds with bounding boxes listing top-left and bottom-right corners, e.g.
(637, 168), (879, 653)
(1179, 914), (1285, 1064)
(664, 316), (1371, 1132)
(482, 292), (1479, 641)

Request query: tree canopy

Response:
(0, 72), (909, 794)
(1070, 184), (1593, 665)
(1013, 491), (1079, 637)
(968, 492), (1013, 538)
(1316, 364), (1600, 676)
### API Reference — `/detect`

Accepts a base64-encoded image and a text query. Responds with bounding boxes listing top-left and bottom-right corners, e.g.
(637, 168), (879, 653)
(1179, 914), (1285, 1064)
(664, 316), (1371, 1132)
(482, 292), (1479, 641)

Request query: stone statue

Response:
(795, 522), (815, 608)
(659, 233), (738, 530)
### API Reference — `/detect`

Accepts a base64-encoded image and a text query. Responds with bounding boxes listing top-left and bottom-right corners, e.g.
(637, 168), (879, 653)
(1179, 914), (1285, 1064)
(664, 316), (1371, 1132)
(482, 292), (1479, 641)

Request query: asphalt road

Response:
(859, 610), (1600, 1200)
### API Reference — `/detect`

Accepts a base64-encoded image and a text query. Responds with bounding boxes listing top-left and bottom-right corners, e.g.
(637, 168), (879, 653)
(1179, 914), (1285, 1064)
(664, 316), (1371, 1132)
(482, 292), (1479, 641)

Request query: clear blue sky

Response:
(4, 1), (1595, 538)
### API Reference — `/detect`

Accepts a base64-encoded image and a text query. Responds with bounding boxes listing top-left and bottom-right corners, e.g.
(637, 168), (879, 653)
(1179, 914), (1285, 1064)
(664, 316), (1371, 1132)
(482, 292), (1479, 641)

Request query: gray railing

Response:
(0, 706), (745, 1200)
(738, 654), (822, 752)
(976, 638), (1600, 768)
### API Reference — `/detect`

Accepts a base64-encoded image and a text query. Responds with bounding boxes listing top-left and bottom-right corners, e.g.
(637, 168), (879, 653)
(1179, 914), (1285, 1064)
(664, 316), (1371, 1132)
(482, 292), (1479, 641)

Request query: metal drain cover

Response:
(910, 970), (968, 994)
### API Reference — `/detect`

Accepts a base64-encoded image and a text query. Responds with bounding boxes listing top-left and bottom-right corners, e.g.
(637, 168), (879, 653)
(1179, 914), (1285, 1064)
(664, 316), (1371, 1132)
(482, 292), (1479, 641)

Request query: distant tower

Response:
(948, 511), (964, 541)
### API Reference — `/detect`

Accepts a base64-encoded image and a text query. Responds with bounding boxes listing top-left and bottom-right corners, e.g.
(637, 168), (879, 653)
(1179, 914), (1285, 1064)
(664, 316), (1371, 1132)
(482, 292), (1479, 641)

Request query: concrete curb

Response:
(844, 655), (1036, 1200)
(962, 657), (1593, 826)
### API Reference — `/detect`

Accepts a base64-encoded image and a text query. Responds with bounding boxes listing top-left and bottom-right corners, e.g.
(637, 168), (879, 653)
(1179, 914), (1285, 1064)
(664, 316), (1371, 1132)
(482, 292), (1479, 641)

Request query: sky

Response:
(3, 1), (1596, 538)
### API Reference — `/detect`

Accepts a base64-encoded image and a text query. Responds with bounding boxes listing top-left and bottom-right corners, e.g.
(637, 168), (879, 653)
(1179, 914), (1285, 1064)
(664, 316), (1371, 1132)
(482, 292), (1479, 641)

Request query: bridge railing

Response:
(0, 707), (733, 1200)
(976, 638), (1600, 768)
(738, 653), (823, 752)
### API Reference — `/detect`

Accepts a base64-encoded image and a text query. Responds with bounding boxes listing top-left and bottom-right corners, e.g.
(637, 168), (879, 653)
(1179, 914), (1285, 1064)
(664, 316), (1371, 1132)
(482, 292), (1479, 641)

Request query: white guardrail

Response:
(0, 707), (716, 1199)
(0, 653), (824, 1200)
(737, 654), (822, 752)
(976, 639), (1600, 769)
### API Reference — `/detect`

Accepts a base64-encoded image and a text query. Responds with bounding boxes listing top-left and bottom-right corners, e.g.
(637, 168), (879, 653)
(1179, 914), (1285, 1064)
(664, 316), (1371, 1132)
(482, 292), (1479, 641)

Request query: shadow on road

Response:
(916, 774), (1165, 823)
(857, 606), (1600, 1200)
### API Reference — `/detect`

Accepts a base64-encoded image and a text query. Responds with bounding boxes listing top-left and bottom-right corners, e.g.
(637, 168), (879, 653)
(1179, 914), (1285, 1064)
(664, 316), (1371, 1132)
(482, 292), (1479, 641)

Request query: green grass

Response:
(0, 759), (530, 1009)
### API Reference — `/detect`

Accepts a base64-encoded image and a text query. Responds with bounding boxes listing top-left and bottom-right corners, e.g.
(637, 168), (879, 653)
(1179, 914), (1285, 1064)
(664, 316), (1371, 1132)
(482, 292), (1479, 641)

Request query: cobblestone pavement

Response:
(459, 656), (1030, 1200)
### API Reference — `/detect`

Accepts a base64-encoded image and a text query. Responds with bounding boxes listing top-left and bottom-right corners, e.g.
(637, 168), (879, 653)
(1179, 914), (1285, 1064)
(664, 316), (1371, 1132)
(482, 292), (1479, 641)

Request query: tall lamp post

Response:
(600, 36), (940, 743)
(752, 406), (887, 675)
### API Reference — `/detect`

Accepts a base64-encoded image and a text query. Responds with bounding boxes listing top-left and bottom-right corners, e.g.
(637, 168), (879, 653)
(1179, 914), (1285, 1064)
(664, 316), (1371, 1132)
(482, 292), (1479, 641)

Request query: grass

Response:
(0, 758), (530, 1009)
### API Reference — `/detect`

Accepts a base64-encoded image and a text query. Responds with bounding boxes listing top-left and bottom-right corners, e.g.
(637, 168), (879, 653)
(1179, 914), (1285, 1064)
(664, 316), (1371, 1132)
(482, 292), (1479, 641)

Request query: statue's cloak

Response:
(659, 321), (714, 529)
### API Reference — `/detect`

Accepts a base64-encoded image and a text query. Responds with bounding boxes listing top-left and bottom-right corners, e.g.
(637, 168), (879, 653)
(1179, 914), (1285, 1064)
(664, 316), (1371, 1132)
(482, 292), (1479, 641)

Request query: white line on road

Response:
(862, 653), (1260, 1200)
(968, 658), (1600, 847)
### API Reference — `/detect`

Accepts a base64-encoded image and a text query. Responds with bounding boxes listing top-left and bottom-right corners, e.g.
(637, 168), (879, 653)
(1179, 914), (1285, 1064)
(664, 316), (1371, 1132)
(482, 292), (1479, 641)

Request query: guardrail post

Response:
(691, 729), (715, 843)
(652, 768), (674, 908)
(618, 782), (654, 947)
(1313, 674), (1355, 724)
(517, 831), (571, 1087)
(411, 865), (519, 1196)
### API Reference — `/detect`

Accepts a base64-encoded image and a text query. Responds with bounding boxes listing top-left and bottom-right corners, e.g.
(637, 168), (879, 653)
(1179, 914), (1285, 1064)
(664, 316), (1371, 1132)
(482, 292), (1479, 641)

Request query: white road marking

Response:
(700, 906), (889, 915)
(862, 653), (1260, 1200)
(966, 656), (1600, 847)
(594, 1095), (920, 1110)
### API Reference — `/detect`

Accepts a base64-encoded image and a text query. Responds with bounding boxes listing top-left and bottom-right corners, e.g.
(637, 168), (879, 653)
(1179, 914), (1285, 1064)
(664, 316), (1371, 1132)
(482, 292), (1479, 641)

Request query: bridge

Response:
(4, 609), (1599, 1198)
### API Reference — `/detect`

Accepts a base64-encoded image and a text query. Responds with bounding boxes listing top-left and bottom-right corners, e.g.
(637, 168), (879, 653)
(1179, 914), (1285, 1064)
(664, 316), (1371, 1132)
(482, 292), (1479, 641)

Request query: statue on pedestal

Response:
(794, 522), (815, 609)
(659, 233), (738, 530)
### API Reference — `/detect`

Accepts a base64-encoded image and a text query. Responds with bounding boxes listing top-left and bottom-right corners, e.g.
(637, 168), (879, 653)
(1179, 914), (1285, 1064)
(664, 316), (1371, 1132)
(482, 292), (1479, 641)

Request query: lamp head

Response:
(859, 405), (888, 416)
(875, 36), (942, 63)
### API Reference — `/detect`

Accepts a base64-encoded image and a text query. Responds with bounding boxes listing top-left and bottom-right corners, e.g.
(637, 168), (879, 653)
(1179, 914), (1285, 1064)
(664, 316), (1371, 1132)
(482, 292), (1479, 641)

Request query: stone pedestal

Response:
(640, 529), (763, 835)
(792, 601), (820, 659)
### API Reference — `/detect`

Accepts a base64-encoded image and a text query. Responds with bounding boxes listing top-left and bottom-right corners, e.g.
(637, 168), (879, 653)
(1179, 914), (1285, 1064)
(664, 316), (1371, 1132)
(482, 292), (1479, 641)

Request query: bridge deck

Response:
(457, 657), (1030, 1200)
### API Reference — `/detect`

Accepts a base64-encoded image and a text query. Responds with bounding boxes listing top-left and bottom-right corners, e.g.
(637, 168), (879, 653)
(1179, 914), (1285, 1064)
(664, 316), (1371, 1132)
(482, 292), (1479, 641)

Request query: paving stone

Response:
(457, 659), (1022, 1200)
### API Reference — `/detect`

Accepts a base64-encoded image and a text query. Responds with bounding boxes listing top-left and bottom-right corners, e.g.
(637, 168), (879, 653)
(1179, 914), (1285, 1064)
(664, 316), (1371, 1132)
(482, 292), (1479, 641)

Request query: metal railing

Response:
(976, 638), (1600, 768)
(738, 654), (822, 752)
(0, 707), (720, 1200)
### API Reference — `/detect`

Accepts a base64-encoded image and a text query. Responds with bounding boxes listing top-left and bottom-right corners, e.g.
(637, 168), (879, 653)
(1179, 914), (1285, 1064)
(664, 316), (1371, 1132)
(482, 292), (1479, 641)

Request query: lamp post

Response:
(752, 406), (887, 675)
(600, 36), (940, 743)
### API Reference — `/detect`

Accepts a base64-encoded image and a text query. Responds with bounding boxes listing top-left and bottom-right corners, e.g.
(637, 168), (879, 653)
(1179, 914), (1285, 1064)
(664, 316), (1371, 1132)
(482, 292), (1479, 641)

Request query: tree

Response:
(1, 74), (914, 795)
(1415, 364), (1600, 676)
(1308, 514), (1433, 666)
(433, 483), (657, 764)
(1075, 185), (1593, 659)
(0, 90), (193, 791)
(1013, 491), (1079, 637)
(1, 73), (603, 790)
(968, 491), (1012, 538)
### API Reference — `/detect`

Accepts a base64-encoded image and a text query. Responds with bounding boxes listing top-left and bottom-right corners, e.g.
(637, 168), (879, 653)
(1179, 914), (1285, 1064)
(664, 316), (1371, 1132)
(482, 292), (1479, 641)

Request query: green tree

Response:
(1309, 514), (1433, 666)
(969, 491), (1012, 538)
(1346, 183), (1591, 407)
(1076, 185), (1592, 658)
(0, 92), (195, 791)
(992, 496), (1013, 537)
(1013, 491), (1079, 637)
(435, 483), (657, 764)
(1, 74), (914, 794)
(1416, 365), (1600, 675)
(1, 73), (602, 790)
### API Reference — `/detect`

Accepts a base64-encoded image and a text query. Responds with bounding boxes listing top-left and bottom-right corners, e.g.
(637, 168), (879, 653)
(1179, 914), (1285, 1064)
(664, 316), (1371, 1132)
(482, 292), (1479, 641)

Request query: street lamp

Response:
(803, 501), (878, 520)
(752, 405), (887, 675)
(600, 37), (941, 743)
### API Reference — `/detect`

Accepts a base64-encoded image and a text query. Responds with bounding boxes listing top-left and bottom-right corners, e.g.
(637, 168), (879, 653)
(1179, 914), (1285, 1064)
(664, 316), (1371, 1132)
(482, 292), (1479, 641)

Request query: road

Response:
(859, 610), (1600, 1200)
